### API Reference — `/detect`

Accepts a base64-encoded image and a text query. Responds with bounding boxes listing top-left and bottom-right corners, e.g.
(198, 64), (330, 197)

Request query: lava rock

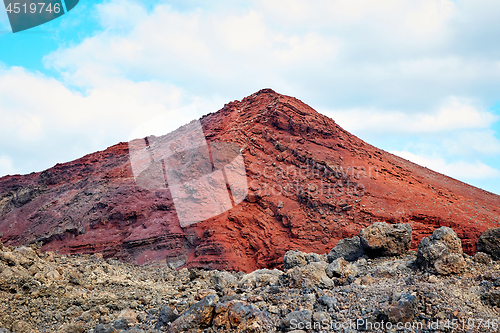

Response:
(112, 318), (129, 330)
(385, 293), (418, 323)
(283, 250), (322, 270)
(474, 252), (493, 265)
(93, 324), (114, 333)
(434, 253), (466, 275)
(286, 262), (334, 289)
(167, 294), (218, 332)
(477, 228), (500, 261)
(327, 236), (364, 262)
(213, 300), (273, 332)
(416, 227), (465, 275)
(481, 290), (500, 307)
(210, 270), (238, 289)
(359, 222), (412, 257)
(325, 258), (359, 279)
(429, 226), (463, 255)
(239, 269), (283, 289)
(282, 310), (311, 331)
(155, 305), (179, 329)
(315, 295), (338, 311)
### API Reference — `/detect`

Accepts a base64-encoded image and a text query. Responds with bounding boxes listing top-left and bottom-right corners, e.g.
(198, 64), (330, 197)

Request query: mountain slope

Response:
(1, 89), (499, 272)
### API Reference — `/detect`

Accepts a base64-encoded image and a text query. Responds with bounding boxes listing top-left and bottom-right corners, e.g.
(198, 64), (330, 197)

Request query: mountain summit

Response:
(1, 89), (499, 272)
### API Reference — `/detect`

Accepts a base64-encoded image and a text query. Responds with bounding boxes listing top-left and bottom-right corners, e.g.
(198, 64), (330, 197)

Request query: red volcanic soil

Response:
(1, 89), (499, 272)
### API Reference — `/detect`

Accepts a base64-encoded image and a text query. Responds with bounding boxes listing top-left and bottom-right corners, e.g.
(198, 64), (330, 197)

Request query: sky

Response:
(0, 0), (499, 195)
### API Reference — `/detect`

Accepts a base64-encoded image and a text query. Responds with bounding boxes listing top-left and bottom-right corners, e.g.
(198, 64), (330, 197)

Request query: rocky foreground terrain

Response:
(2, 223), (500, 333)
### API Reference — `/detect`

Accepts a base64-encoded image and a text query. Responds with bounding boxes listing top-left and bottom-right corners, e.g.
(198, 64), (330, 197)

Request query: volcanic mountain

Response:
(1, 89), (499, 272)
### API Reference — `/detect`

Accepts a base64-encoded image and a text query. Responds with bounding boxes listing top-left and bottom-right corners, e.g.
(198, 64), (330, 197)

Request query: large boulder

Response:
(155, 305), (179, 329)
(477, 228), (500, 261)
(286, 262), (334, 289)
(481, 290), (500, 307)
(428, 226), (463, 255)
(359, 222), (412, 257)
(314, 295), (338, 312)
(213, 300), (273, 332)
(209, 270), (238, 289)
(416, 227), (465, 275)
(239, 269), (283, 289)
(167, 294), (218, 332)
(283, 250), (322, 270)
(325, 258), (359, 279)
(327, 236), (364, 262)
(282, 310), (311, 332)
(385, 293), (418, 323)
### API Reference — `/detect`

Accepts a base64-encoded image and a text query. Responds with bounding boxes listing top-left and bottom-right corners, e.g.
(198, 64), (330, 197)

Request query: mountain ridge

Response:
(0, 88), (499, 272)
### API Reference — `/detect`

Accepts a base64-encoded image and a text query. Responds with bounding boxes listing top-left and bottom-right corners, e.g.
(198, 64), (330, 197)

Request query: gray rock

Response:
(386, 293), (418, 323)
(284, 250), (322, 270)
(474, 252), (493, 265)
(359, 222), (412, 257)
(112, 318), (129, 330)
(213, 300), (274, 332)
(428, 226), (463, 255)
(315, 295), (338, 311)
(416, 238), (449, 269)
(286, 262), (334, 289)
(478, 228), (500, 260)
(327, 236), (364, 262)
(210, 270), (238, 289)
(167, 294), (218, 332)
(481, 290), (500, 307)
(325, 258), (359, 279)
(435, 253), (466, 275)
(239, 269), (283, 288)
(354, 257), (368, 275)
(93, 324), (113, 333)
(416, 227), (465, 275)
(312, 311), (330, 328)
(155, 305), (179, 329)
(283, 310), (311, 331)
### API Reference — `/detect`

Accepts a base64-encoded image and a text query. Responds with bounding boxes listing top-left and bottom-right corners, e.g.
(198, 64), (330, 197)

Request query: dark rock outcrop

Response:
(327, 236), (364, 262)
(416, 226), (465, 275)
(167, 294), (218, 332)
(385, 293), (418, 323)
(477, 228), (500, 260)
(283, 250), (323, 270)
(155, 305), (179, 329)
(359, 222), (412, 257)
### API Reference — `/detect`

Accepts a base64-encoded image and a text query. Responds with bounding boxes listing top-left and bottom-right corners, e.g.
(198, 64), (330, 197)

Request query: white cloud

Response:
(0, 155), (16, 176)
(95, 0), (148, 31)
(44, 3), (340, 92)
(391, 150), (500, 180)
(0, 66), (194, 136)
(257, 0), (456, 41)
(39, 0), (500, 112)
(443, 130), (500, 156)
(403, 0), (456, 38)
(0, 66), (223, 176)
(216, 11), (268, 52)
(325, 97), (498, 134)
